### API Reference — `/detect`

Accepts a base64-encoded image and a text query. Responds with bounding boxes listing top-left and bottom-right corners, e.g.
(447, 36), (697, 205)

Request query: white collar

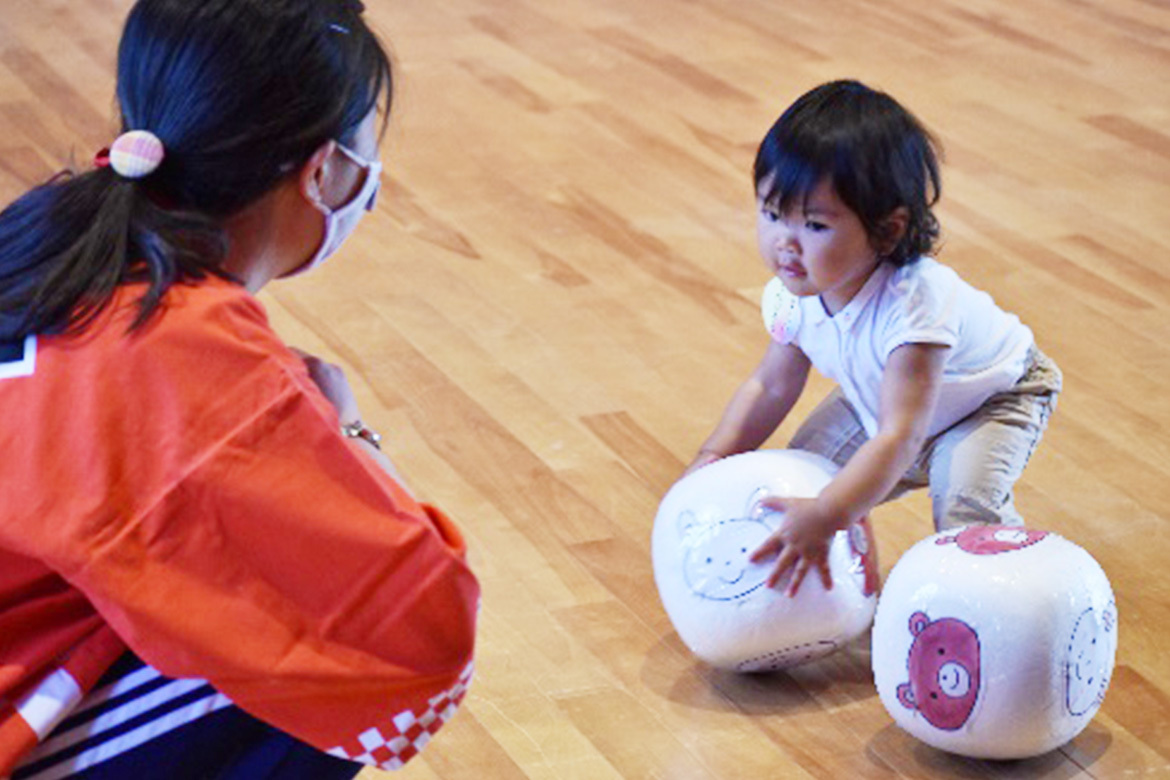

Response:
(806, 262), (893, 331)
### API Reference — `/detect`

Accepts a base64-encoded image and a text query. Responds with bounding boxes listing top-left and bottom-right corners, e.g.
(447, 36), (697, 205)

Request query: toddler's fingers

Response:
(786, 560), (809, 597)
(766, 548), (797, 588)
(756, 495), (789, 513)
(750, 533), (783, 563)
(817, 560), (833, 591)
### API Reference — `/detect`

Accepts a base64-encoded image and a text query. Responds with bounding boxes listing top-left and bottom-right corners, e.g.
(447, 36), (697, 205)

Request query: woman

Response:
(0, 1), (479, 777)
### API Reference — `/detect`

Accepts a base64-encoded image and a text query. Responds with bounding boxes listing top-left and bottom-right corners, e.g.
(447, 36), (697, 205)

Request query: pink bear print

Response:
(897, 612), (981, 730)
(847, 516), (880, 597)
(936, 525), (1049, 555)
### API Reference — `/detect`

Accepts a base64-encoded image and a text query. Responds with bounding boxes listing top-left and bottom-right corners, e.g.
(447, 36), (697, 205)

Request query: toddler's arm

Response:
(752, 342), (948, 595)
(685, 341), (810, 475)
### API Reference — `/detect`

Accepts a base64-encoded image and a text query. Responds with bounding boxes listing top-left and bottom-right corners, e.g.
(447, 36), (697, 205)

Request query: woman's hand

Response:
(290, 347), (415, 494)
(749, 495), (844, 597)
(290, 348), (361, 425)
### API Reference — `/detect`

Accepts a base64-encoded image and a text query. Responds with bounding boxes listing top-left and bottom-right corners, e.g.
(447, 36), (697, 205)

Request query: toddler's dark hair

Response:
(753, 80), (942, 266)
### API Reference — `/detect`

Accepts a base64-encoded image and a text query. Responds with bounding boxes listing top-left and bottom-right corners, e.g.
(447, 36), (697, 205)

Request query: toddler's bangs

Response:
(754, 130), (837, 216)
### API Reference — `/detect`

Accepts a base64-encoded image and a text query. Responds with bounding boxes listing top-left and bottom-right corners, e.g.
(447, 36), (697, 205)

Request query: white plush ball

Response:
(652, 450), (879, 672)
(872, 526), (1118, 759)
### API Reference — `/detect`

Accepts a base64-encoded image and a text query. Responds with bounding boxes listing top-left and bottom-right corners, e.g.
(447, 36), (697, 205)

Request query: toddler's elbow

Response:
(874, 425), (927, 464)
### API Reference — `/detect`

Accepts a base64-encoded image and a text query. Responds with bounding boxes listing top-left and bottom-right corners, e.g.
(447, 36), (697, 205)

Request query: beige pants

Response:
(789, 348), (1062, 531)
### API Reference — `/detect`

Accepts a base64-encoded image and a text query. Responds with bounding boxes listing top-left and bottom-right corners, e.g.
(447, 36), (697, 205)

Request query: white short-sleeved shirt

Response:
(762, 258), (1034, 438)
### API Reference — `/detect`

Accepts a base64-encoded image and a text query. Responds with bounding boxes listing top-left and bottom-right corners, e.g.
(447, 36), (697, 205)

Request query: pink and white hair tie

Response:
(107, 130), (165, 179)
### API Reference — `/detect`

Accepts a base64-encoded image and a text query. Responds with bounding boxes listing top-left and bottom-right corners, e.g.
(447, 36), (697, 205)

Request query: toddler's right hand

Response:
(749, 495), (838, 597)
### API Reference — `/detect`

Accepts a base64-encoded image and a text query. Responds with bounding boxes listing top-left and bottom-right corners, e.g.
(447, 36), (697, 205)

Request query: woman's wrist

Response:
(341, 419), (382, 450)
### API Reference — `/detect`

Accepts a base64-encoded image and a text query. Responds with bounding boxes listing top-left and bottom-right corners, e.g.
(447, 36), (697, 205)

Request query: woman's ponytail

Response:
(0, 0), (393, 343)
(0, 166), (225, 342)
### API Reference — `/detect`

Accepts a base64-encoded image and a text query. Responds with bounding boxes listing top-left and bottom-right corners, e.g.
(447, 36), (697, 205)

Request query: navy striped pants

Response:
(13, 655), (360, 779)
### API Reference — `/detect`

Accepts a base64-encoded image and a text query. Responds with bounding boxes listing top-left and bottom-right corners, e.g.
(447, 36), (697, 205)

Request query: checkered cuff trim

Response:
(326, 662), (474, 770)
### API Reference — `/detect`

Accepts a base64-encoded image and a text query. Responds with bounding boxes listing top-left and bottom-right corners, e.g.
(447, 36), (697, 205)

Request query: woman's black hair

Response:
(0, 0), (392, 341)
(753, 80), (942, 266)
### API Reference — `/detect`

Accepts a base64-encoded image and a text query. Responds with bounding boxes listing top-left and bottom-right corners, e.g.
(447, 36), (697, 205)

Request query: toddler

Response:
(686, 80), (1061, 596)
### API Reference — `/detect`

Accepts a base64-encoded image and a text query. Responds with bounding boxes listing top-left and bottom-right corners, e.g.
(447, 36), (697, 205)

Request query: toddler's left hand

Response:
(749, 496), (842, 597)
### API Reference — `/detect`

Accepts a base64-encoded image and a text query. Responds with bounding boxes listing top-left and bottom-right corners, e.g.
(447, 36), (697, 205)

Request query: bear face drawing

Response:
(678, 511), (773, 601)
(936, 525), (1049, 555)
(896, 612), (981, 730)
(1065, 603), (1116, 716)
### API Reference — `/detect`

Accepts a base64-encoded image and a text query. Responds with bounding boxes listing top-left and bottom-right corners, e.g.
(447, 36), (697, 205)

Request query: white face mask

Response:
(284, 142), (382, 278)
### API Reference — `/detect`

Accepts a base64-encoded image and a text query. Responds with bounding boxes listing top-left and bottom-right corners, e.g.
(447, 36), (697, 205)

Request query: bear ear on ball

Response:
(909, 612), (931, 635)
(897, 683), (917, 710)
(744, 486), (776, 520)
(677, 510), (703, 538)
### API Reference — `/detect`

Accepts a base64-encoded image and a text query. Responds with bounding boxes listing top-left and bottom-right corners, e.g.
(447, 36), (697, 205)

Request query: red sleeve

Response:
(26, 282), (480, 771)
(89, 383), (479, 769)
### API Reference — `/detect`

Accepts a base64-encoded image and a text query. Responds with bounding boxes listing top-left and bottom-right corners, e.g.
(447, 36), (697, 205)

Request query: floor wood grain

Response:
(3, 0), (1169, 776)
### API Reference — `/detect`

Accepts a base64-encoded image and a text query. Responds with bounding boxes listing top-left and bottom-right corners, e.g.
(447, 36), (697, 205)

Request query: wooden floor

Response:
(4, 0), (1170, 777)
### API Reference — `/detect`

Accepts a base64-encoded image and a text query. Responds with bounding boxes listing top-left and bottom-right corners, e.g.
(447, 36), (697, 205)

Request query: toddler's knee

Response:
(933, 487), (1024, 531)
(787, 426), (862, 469)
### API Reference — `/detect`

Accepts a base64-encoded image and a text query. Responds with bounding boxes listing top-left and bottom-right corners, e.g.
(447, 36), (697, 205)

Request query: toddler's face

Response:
(756, 177), (881, 315)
